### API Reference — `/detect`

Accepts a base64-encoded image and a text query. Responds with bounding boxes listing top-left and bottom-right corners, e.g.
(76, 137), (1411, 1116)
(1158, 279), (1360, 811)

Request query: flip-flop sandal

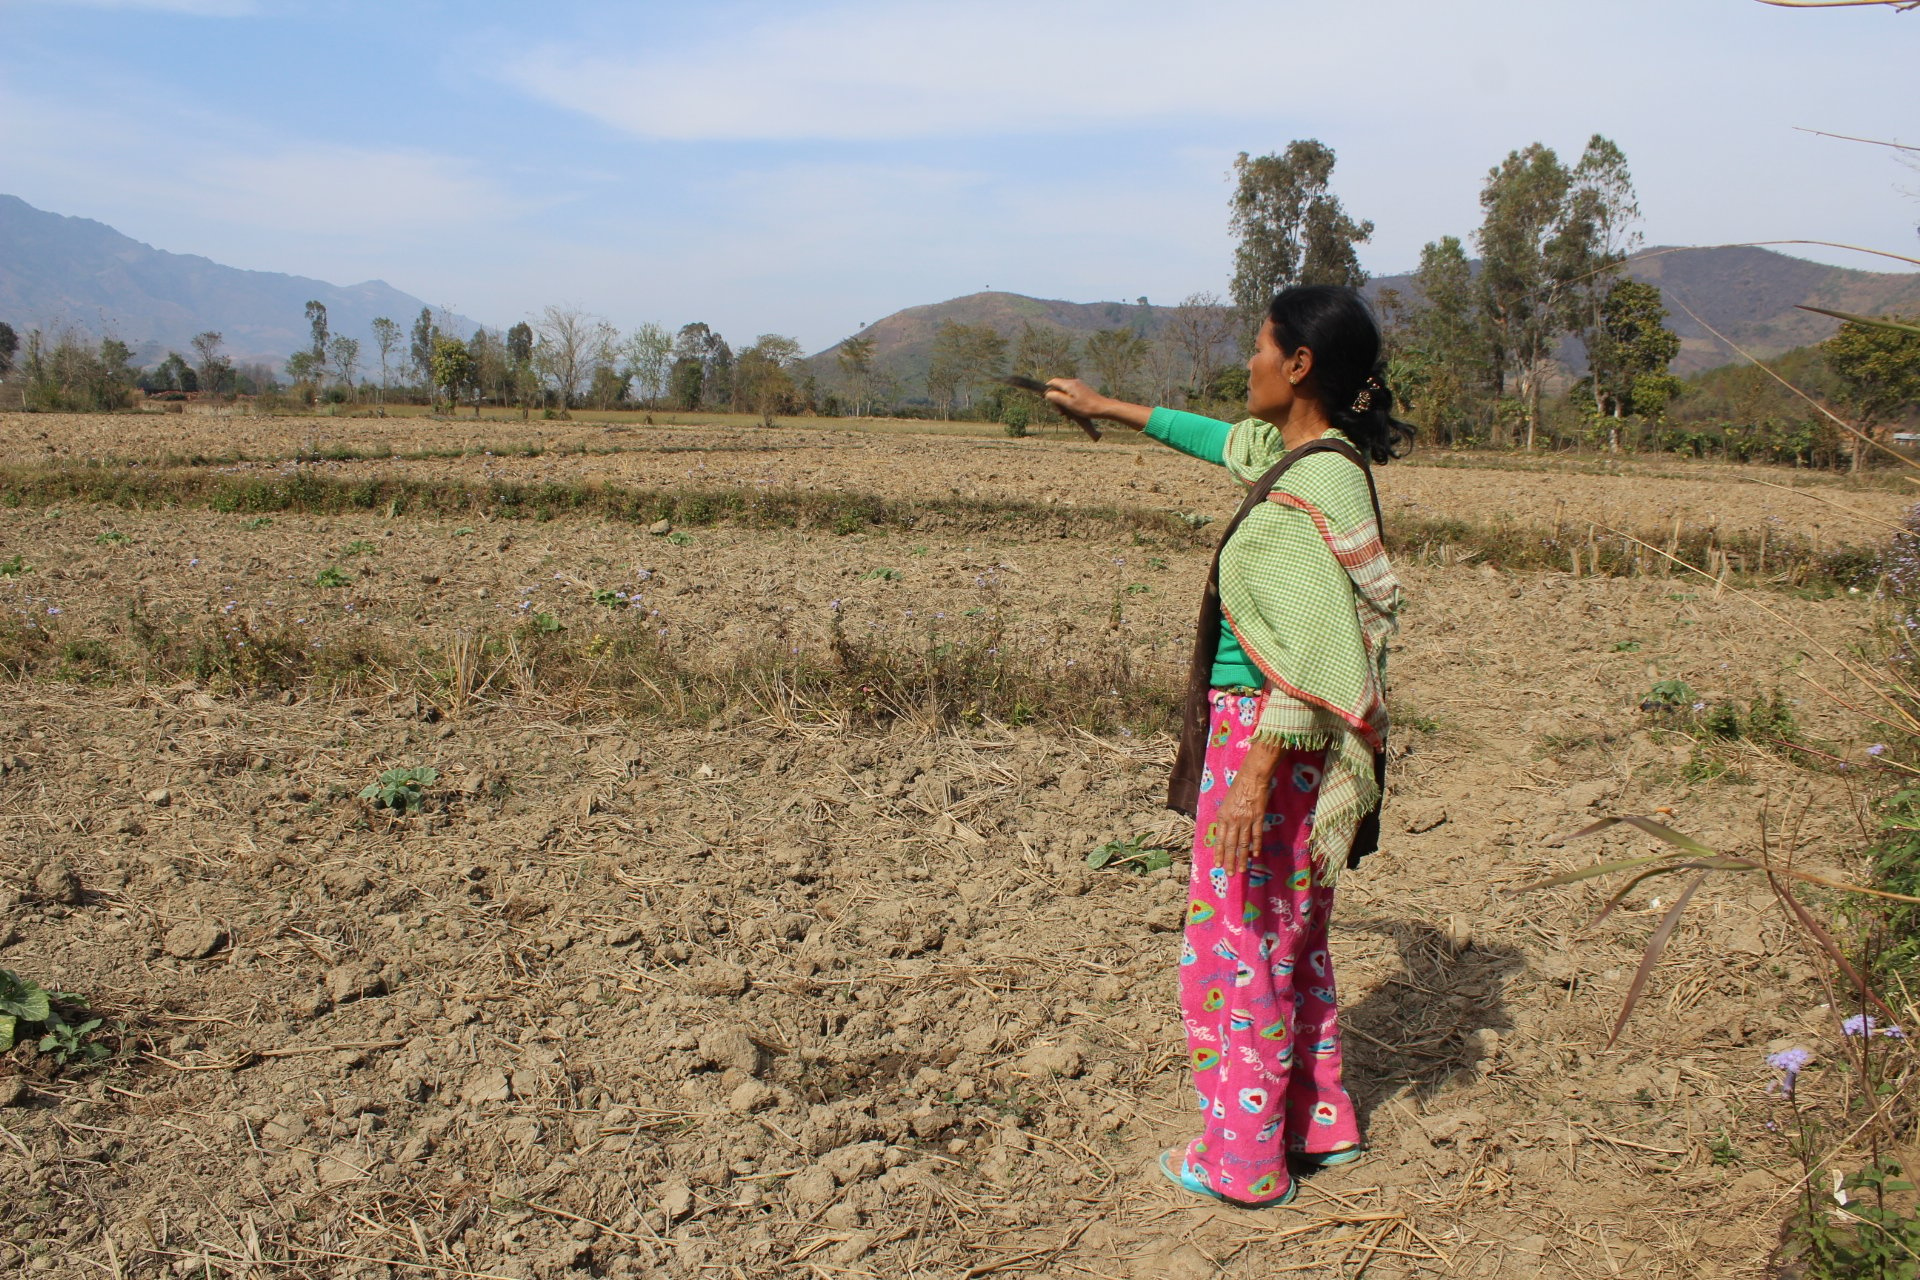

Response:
(1157, 1149), (1297, 1209)
(1292, 1144), (1364, 1170)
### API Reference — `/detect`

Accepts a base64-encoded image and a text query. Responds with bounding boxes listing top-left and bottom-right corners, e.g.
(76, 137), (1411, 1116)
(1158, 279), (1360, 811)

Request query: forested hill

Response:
(0, 194), (475, 365)
(812, 246), (1920, 393)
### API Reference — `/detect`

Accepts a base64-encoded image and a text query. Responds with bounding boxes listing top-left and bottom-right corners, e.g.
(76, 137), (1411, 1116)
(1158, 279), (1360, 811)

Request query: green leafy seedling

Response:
(666, 531), (694, 546)
(94, 530), (131, 547)
(315, 566), (352, 588)
(1611, 640), (1642, 652)
(242, 517), (274, 531)
(1641, 678), (1696, 713)
(359, 765), (438, 814)
(341, 539), (378, 557)
(39, 1016), (107, 1066)
(1147, 557), (1168, 571)
(0, 554), (30, 578)
(1087, 833), (1173, 876)
(0, 969), (52, 1051)
(453, 526), (475, 537)
(531, 612), (563, 633)
(591, 589), (627, 608)
(862, 567), (902, 581)
(1125, 583), (1151, 595)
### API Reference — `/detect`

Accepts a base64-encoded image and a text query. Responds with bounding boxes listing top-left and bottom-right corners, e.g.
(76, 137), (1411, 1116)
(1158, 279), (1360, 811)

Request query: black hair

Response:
(1266, 285), (1414, 465)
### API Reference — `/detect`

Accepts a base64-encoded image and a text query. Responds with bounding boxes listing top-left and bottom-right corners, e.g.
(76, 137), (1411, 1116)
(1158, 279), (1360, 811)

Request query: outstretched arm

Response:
(1042, 379), (1152, 431)
(1047, 380), (1234, 466)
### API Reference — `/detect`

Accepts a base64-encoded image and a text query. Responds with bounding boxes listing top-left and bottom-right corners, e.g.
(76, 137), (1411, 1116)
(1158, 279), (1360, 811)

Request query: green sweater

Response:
(1143, 407), (1263, 690)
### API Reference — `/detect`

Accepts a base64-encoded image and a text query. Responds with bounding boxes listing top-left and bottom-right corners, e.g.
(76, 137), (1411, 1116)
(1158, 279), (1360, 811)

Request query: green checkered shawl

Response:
(1218, 420), (1402, 879)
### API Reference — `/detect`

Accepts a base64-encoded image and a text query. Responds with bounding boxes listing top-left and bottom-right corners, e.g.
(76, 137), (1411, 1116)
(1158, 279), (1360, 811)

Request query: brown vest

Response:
(1164, 437), (1388, 870)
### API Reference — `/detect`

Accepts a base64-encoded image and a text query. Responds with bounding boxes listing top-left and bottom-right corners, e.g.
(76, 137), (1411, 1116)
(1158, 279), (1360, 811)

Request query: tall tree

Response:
(410, 307), (437, 392)
(369, 317), (401, 405)
(623, 322), (673, 408)
(1084, 327), (1150, 401)
(1166, 293), (1239, 410)
(1474, 141), (1609, 448)
(1563, 136), (1643, 422)
(469, 328), (509, 415)
(1229, 142), (1374, 334)
(189, 330), (230, 399)
(924, 322), (1007, 417)
(0, 322), (18, 379)
(1824, 314), (1920, 470)
(734, 334), (804, 426)
(506, 321), (536, 417)
(1587, 279), (1681, 450)
(429, 336), (473, 414)
(304, 300), (330, 383)
(669, 322), (732, 411)
(536, 305), (614, 409)
(835, 334), (878, 417)
(1394, 236), (1488, 444)
(328, 336), (361, 400)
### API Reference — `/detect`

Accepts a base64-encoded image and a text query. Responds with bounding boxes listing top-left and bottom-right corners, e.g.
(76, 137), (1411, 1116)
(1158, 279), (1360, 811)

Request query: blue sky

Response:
(3, 0), (1916, 352)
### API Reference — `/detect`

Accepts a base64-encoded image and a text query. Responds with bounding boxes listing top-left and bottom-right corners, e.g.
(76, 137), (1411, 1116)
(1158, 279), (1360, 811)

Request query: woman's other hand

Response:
(1045, 379), (1151, 431)
(1213, 738), (1282, 876)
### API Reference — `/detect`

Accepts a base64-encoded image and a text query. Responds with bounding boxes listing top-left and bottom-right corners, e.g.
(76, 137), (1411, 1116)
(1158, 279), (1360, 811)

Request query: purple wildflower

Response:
(1869, 744), (1887, 757)
(1767, 1047), (1811, 1097)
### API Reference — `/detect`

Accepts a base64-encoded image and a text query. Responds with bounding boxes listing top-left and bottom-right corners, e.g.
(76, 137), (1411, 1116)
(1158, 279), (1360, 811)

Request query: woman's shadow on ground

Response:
(1334, 917), (1526, 1134)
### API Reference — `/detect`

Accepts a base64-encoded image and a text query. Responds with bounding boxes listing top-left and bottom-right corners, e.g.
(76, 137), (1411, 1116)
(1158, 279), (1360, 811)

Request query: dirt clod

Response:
(161, 921), (225, 960)
(459, 1068), (512, 1105)
(30, 860), (82, 905)
(324, 963), (386, 1004)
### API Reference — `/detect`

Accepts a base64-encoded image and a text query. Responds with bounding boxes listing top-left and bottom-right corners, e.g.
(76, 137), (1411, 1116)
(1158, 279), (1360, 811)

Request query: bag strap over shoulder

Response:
(1164, 434), (1375, 816)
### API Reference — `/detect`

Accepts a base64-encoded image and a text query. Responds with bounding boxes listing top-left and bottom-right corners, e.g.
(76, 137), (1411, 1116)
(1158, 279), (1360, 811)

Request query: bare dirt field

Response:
(0, 411), (1902, 1280)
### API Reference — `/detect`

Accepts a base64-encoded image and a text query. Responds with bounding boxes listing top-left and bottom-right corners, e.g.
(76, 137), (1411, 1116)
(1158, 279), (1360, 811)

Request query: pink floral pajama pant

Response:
(1178, 689), (1362, 1201)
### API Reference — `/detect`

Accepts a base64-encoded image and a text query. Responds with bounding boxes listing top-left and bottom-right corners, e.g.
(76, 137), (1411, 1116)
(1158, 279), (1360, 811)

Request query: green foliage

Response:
(19, 330), (140, 411)
(1229, 141), (1373, 330)
(359, 765), (438, 814)
(665, 531), (693, 546)
(430, 335), (474, 409)
(862, 567), (902, 581)
(1784, 1157), (1920, 1280)
(1867, 787), (1920, 981)
(0, 969), (108, 1066)
(93, 529), (131, 546)
(315, 566), (352, 588)
(1086, 834), (1173, 875)
(529, 612), (563, 633)
(1000, 401), (1030, 438)
(1641, 678), (1697, 712)
(1824, 316), (1920, 430)
(0, 554), (30, 578)
(340, 539), (377, 557)
(241, 516), (273, 531)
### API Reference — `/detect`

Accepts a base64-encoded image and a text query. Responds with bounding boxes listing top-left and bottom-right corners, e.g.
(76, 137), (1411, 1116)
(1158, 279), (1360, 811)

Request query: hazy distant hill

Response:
(813, 246), (1920, 398)
(0, 194), (477, 366)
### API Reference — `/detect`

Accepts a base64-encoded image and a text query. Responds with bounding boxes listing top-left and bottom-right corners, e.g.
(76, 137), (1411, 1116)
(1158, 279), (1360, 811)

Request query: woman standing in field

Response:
(1045, 285), (1407, 1209)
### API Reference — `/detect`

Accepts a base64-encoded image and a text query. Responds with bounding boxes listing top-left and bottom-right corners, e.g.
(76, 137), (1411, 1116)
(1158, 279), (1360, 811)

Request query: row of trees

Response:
(272, 303), (808, 424)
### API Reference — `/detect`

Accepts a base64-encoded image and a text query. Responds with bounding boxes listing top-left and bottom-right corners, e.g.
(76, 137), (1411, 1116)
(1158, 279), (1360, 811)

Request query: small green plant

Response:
(1124, 583), (1151, 595)
(1611, 639), (1642, 652)
(0, 554), (30, 578)
(1784, 1156), (1920, 1278)
(358, 765), (438, 814)
(1641, 678), (1697, 713)
(591, 589), (628, 608)
(1147, 557), (1168, 571)
(453, 526), (475, 537)
(241, 516), (274, 531)
(0, 970), (107, 1065)
(315, 566), (352, 588)
(1087, 833), (1173, 875)
(909, 545), (930, 557)
(93, 530), (131, 546)
(1176, 511), (1215, 530)
(1708, 1130), (1741, 1167)
(666, 531), (694, 546)
(863, 567), (902, 581)
(530, 612), (563, 633)
(340, 539), (378, 557)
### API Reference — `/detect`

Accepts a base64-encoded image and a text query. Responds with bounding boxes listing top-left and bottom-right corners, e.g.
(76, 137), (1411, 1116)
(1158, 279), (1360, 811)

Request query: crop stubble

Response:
(0, 411), (1895, 1279)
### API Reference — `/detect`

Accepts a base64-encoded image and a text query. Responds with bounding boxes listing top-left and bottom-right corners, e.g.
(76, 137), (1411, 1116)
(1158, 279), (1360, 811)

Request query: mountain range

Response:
(0, 194), (474, 367)
(3, 191), (1916, 385)
(818, 246), (1920, 391)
